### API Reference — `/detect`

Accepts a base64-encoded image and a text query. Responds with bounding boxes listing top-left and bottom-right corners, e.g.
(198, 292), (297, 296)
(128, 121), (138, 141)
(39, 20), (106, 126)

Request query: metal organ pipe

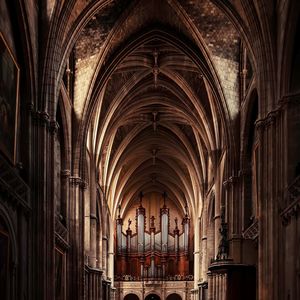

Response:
(183, 204), (190, 254)
(150, 216), (156, 278)
(115, 192), (192, 281)
(126, 224), (132, 253)
(116, 205), (123, 254)
(174, 218), (179, 255)
(137, 192), (145, 254)
(161, 192), (169, 253)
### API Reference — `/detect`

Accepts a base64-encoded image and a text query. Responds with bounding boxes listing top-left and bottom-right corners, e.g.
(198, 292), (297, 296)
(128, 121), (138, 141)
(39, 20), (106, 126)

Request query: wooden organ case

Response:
(115, 193), (192, 281)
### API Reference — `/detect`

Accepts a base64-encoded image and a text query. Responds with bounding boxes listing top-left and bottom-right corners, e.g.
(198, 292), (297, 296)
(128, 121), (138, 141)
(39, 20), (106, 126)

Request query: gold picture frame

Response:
(0, 32), (20, 164)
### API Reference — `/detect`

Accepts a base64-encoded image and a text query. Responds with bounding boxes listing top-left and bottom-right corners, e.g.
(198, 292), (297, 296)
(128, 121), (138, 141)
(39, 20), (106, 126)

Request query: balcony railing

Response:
(114, 274), (194, 281)
(84, 265), (103, 300)
(281, 175), (300, 225)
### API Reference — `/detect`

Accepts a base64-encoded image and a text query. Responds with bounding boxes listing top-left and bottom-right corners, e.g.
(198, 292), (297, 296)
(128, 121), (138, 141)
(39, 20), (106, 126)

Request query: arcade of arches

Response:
(0, 0), (300, 300)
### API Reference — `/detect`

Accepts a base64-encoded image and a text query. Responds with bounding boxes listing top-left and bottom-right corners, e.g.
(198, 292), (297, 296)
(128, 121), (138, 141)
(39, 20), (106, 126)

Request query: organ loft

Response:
(115, 192), (192, 282)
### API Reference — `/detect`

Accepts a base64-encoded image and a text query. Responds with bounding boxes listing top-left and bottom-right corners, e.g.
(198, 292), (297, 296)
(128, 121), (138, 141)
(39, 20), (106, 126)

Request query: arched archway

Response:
(0, 207), (17, 300)
(144, 293), (161, 300)
(124, 293), (140, 300)
(0, 217), (12, 300)
(166, 293), (182, 300)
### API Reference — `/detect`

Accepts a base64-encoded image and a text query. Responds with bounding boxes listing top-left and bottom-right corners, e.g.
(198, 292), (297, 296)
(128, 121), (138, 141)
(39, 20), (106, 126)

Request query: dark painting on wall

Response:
(0, 230), (9, 299)
(0, 32), (19, 164)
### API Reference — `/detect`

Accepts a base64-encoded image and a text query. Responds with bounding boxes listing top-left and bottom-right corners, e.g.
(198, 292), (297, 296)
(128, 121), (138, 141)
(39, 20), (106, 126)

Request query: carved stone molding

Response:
(281, 176), (300, 225)
(242, 219), (259, 240)
(27, 102), (34, 112)
(85, 264), (103, 276)
(286, 176), (300, 204)
(61, 169), (71, 178)
(255, 108), (281, 131)
(255, 93), (300, 131)
(55, 233), (69, 249)
(90, 213), (98, 221)
(55, 217), (68, 240)
(69, 176), (87, 189)
(32, 110), (50, 127)
(198, 281), (208, 289)
(49, 120), (59, 135)
(279, 92), (300, 107)
(31, 110), (61, 137)
(281, 199), (300, 226)
(69, 176), (81, 185)
(0, 156), (31, 214)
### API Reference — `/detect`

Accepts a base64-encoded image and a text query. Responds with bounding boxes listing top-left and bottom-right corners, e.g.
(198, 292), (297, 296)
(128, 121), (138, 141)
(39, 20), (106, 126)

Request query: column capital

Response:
(69, 176), (87, 189)
(32, 110), (50, 127)
(49, 120), (59, 135)
(255, 109), (280, 130)
(61, 169), (71, 178)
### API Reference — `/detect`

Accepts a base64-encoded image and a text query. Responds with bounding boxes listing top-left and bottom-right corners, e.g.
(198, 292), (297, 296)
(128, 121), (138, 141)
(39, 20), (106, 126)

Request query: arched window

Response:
(144, 294), (160, 300)
(124, 294), (139, 300)
(166, 293), (182, 300)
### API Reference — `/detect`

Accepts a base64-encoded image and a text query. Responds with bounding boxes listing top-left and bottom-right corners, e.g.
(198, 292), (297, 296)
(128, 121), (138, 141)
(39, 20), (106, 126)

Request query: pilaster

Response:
(31, 110), (56, 300)
(223, 175), (242, 263)
(69, 175), (86, 299)
(255, 107), (282, 300)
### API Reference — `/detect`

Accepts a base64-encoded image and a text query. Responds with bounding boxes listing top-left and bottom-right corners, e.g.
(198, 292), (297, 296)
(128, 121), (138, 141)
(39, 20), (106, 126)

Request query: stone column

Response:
(214, 185), (221, 259)
(207, 191), (215, 267)
(102, 236), (108, 276)
(32, 111), (55, 300)
(69, 176), (86, 299)
(224, 175), (242, 262)
(84, 178), (91, 263)
(193, 218), (200, 289)
(108, 223), (115, 285)
(256, 110), (281, 300)
(90, 158), (97, 268)
(61, 169), (70, 224)
(201, 200), (208, 282)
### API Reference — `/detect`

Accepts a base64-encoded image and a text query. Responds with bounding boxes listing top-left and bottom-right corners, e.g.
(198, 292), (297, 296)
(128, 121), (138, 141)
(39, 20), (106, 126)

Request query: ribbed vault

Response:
(84, 34), (231, 221)
(65, 0), (253, 222)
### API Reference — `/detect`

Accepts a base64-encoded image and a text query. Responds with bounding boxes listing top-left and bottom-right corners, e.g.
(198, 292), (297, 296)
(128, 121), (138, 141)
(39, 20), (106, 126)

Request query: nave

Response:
(0, 0), (300, 299)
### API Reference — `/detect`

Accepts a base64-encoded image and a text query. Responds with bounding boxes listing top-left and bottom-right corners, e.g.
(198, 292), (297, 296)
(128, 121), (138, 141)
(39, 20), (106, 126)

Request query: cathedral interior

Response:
(0, 0), (300, 299)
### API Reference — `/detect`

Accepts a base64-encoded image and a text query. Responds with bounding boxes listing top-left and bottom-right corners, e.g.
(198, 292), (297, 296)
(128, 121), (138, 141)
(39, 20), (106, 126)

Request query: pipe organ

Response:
(115, 193), (192, 281)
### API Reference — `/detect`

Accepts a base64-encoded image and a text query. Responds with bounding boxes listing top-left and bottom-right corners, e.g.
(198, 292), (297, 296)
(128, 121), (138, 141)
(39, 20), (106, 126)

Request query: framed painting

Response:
(0, 32), (20, 164)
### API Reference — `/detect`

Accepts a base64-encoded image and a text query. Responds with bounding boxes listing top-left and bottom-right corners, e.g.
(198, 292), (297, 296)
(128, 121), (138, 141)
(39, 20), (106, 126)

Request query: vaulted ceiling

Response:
(57, 0), (254, 220)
